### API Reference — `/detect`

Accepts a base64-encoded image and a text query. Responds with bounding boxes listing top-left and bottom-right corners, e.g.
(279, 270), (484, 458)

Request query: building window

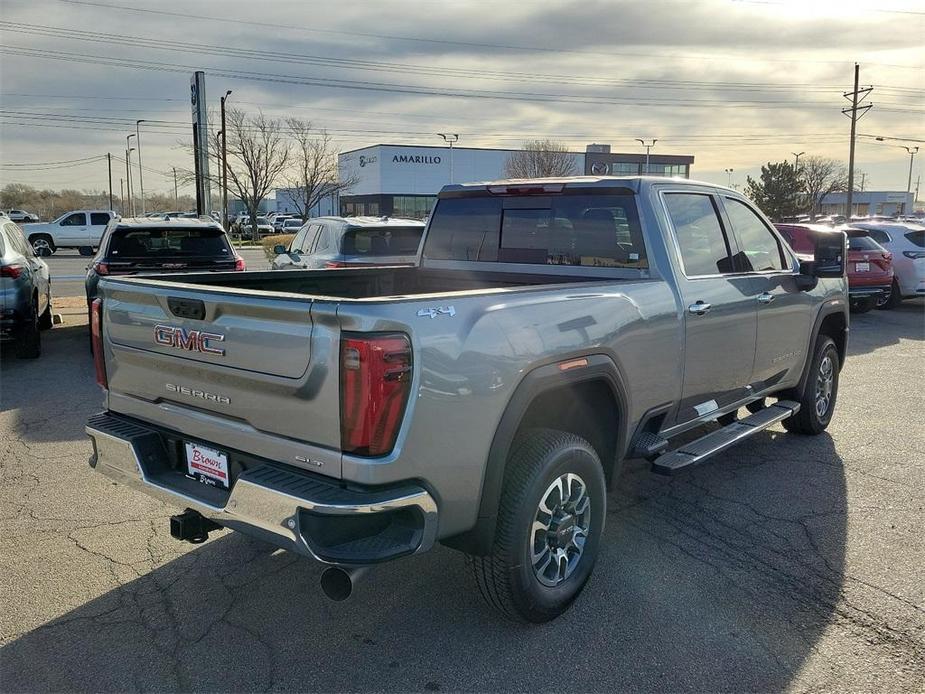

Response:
(393, 196), (435, 220)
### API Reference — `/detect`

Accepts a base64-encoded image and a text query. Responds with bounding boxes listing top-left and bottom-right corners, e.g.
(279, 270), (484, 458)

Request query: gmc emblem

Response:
(154, 324), (226, 356)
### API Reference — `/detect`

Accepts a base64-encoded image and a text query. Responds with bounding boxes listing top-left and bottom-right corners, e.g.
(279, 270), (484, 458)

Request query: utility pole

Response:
(173, 167), (179, 209)
(126, 133), (136, 216)
(842, 63), (873, 219)
(107, 152), (113, 211)
(221, 90), (232, 228)
(636, 138), (657, 174)
(859, 172), (866, 192)
(903, 146), (919, 215)
(437, 133), (459, 183)
(136, 120), (146, 215)
(120, 178), (125, 215)
(792, 151), (805, 170)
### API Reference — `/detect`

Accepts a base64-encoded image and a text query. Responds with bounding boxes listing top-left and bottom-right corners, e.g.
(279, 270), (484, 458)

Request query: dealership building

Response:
(337, 143), (695, 218)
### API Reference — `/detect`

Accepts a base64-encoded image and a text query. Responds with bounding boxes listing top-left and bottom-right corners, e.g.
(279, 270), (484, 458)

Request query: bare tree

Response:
(504, 139), (578, 178)
(221, 109), (290, 240)
(283, 119), (357, 220)
(799, 155), (848, 220)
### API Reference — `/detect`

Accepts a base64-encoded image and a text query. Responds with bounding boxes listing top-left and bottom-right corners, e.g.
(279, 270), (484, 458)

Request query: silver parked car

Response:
(271, 216), (426, 269)
(0, 215), (52, 358)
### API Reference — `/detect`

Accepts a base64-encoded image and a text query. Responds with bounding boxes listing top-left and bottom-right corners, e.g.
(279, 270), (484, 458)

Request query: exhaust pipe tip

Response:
(320, 566), (367, 601)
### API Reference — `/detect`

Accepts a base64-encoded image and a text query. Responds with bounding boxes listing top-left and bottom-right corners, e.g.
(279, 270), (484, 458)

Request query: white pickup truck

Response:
(24, 210), (117, 256)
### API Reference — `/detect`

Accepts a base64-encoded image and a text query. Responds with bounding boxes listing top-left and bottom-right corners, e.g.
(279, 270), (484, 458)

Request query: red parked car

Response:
(775, 223), (893, 312)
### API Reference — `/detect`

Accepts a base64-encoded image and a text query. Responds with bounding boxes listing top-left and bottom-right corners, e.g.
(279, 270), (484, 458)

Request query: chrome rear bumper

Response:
(86, 412), (438, 565)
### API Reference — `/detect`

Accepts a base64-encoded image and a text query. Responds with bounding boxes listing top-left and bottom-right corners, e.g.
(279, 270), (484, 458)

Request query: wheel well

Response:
(818, 312), (847, 367)
(514, 379), (621, 486)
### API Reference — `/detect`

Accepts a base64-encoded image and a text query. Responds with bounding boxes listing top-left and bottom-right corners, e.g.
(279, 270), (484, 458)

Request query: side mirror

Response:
(273, 244), (286, 255)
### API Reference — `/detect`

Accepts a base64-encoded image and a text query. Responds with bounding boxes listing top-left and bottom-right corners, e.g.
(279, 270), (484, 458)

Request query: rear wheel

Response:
(467, 429), (606, 623)
(782, 336), (839, 435)
(876, 279), (902, 310)
(38, 297), (53, 330)
(29, 235), (55, 257)
(15, 298), (41, 359)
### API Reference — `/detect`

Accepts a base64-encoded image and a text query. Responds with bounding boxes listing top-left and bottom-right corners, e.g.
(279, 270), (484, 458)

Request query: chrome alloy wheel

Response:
(31, 238), (52, 256)
(530, 472), (591, 587)
(815, 355), (834, 418)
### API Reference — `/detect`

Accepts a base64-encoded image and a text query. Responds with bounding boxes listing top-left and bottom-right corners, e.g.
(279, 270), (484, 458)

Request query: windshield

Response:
(425, 193), (646, 268)
(340, 227), (424, 256)
(106, 227), (232, 259)
(256, 217), (270, 225)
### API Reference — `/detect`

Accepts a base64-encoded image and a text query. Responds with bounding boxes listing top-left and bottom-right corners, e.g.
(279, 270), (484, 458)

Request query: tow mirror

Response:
(273, 244), (286, 255)
(812, 230), (847, 278)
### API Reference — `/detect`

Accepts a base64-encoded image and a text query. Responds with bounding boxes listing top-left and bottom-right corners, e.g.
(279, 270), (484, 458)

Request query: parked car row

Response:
(775, 221), (925, 312)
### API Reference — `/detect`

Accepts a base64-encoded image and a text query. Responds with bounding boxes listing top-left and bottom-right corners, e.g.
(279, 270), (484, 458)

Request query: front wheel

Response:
(29, 235), (55, 257)
(782, 336), (839, 435)
(467, 429), (607, 623)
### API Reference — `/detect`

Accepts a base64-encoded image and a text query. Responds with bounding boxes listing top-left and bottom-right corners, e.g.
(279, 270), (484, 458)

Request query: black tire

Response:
(29, 234), (55, 257)
(876, 279), (902, 310)
(850, 298), (875, 314)
(467, 428), (607, 623)
(38, 297), (53, 330)
(782, 336), (839, 435)
(15, 299), (41, 359)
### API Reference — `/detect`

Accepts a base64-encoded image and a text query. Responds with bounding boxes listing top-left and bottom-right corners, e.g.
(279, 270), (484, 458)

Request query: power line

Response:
(54, 0), (924, 70)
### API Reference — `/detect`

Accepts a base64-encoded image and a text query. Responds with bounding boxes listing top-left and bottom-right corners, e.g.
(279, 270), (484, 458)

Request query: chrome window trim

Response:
(658, 188), (739, 280)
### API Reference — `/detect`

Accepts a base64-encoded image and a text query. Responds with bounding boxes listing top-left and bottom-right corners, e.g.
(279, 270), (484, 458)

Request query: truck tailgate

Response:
(99, 279), (342, 454)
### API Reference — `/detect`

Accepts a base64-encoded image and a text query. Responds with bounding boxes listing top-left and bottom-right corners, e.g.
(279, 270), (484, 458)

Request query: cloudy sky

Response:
(1, 0), (922, 198)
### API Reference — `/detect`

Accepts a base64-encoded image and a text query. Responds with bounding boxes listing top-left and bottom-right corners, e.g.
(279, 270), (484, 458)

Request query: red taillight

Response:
(340, 333), (412, 456)
(90, 298), (107, 389)
(324, 261), (348, 268)
(94, 262), (110, 276)
(1, 264), (24, 279)
(234, 256), (246, 271)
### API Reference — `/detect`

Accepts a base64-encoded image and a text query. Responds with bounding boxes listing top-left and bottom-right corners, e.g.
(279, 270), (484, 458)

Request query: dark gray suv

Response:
(0, 216), (52, 358)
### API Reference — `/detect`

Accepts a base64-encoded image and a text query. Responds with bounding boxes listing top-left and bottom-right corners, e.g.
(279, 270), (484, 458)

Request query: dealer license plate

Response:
(185, 441), (229, 489)
(855, 262), (870, 272)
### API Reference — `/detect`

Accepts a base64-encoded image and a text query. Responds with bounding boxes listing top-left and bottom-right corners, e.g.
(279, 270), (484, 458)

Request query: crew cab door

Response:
(56, 212), (89, 245)
(88, 212), (112, 246)
(662, 191), (757, 424)
(719, 196), (814, 389)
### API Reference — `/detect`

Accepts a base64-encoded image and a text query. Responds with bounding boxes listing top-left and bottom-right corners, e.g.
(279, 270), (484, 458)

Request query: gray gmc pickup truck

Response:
(86, 177), (849, 622)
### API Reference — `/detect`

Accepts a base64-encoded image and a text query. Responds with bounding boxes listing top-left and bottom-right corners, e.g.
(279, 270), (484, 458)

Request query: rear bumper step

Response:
(651, 400), (800, 475)
(86, 412), (438, 565)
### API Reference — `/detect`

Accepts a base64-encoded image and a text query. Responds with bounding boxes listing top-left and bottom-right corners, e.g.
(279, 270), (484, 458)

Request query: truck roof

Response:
(112, 217), (223, 229)
(312, 216), (426, 228)
(438, 175), (728, 197)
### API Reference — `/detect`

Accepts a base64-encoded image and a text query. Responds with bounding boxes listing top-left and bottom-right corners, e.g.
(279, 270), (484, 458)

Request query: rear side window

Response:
(107, 227), (231, 258)
(847, 235), (882, 251)
(865, 228), (891, 244)
(723, 198), (784, 271)
(664, 193), (733, 276)
(90, 213), (111, 226)
(425, 194), (646, 268)
(340, 227), (424, 256)
(905, 230), (925, 248)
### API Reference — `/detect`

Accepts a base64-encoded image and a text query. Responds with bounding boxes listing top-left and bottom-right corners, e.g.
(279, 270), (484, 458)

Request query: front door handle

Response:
(688, 301), (712, 315)
(757, 292), (775, 305)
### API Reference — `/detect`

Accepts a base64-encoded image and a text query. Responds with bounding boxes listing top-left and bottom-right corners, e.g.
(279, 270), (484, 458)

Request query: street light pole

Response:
(120, 178), (125, 215)
(437, 133), (459, 183)
(636, 138), (657, 175)
(221, 90), (232, 228)
(107, 152), (113, 211)
(173, 167), (179, 209)
(903, 146), (919, 214)
(126, 134), (136, 216)
(724, 168), (734, 187)
(135, 120), (146, 215)
(792, 151), (805, 170)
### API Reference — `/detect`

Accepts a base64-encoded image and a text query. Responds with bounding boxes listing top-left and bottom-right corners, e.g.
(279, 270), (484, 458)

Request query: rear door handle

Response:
(757, 292), (775, 304)
(688, 301), (712, 315)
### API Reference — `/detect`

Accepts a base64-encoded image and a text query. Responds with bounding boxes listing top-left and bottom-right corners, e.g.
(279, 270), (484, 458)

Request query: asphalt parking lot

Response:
(1, 301), (923, 692)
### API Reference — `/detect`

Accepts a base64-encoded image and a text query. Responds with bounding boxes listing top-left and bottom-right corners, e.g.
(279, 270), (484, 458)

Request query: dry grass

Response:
(260, 234), (295, 260)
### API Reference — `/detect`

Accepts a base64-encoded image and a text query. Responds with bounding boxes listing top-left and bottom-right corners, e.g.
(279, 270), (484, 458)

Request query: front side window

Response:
(664, 193), (733, 276)
(289, 226), (310, 253)
(724, 198), (785, 271)
(61, 213), (86, 226)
